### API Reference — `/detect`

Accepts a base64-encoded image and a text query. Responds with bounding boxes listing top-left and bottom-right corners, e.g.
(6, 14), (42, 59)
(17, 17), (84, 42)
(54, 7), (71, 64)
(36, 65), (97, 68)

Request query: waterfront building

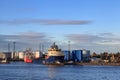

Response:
(72, 50), (83, 62)
(71, 49), (90, 62)
(33, 51), (43, 59)
(11, 51), (19, 59)
(62, 50), (70, 61)
(0, 52), (6, 59)
(82, 49), (91, 62)
(18, 51), (24, 60)
(0, 52), (10, 63)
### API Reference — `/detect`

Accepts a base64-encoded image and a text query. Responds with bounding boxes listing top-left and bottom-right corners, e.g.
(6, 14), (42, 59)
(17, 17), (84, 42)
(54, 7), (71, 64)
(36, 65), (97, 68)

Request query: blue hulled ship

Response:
(44, 42), (64, 65)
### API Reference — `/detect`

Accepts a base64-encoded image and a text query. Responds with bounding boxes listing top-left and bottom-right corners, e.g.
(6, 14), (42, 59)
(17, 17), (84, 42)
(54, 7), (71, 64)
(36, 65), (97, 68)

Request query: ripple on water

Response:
(0, 62), (120, 80)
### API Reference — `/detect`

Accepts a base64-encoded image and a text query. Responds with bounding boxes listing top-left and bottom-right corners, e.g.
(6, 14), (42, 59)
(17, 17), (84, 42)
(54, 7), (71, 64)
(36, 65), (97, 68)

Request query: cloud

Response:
(0, 19), (92, 25)
(18, 8), (37, 12)
(64, 33), (120, 53)
(0, 31), (52, 51)
(0, 32), (48, 42)
(65, 33), (120, 45)
(99, 32), (114, 37)
(65, 34), (101, 44)
(40, 20), (92, 25)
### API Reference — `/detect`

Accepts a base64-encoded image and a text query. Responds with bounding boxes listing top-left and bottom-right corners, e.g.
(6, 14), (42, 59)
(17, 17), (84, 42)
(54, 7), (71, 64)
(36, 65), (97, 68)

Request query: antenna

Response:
(68, 41), (70, 60)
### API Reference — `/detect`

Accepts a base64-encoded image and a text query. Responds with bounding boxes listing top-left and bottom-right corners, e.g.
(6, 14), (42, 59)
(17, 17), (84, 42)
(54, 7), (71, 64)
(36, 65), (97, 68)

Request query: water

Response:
(0, 62), (120, 80)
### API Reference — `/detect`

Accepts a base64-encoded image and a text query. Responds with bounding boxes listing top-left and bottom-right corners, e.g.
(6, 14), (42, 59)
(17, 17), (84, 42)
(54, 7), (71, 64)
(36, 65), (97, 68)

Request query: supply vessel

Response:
(43, 42), (64, 65)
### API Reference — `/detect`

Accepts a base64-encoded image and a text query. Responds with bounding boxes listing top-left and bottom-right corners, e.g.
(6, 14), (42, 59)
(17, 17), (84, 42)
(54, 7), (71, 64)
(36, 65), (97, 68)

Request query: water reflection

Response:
(47, 65), (63, 79)
(0, 62), (120, 80)
(48, 68), (56, 79)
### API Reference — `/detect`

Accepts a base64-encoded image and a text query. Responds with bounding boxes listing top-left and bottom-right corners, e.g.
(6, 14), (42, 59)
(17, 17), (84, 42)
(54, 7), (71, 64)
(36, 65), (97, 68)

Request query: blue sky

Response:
(0, 0), (120, 53)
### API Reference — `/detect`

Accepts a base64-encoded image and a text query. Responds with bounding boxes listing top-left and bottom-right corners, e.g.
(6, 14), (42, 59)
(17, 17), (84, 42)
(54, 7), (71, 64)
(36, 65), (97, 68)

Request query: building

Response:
(62, 50), (70, 61)
(72, 50), (82, 62)
(82, 49), (91, 62)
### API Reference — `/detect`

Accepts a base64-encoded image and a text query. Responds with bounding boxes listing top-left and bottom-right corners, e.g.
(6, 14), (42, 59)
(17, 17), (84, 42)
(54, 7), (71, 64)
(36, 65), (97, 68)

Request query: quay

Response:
(1, 43), (120, 66)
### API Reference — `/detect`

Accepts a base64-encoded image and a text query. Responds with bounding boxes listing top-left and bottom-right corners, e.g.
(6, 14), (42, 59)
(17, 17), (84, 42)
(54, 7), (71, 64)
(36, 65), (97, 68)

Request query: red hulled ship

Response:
(24, 49), (34, 63)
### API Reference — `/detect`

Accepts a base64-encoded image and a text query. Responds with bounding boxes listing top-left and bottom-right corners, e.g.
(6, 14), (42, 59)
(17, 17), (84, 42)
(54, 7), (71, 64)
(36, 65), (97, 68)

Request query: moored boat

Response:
(0, 58), (9, 64)
(43, 42), (64, 65)
(24, 50), (33, 63)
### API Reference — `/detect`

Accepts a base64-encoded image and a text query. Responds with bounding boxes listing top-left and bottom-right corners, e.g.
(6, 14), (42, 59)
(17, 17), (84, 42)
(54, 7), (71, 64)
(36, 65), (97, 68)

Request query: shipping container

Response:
(62, 50), (70, 61)
(72, 50), (82, 62)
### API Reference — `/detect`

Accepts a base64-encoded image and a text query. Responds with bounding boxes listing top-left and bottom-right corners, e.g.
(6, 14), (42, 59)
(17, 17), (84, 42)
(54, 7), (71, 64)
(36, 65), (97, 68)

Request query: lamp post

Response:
(13, 41), (16, 59)
(39, 43), (41, 51)
(68, 41), (70, 61)
(13, 41), (16, 53)
(8, 43), (10, 52)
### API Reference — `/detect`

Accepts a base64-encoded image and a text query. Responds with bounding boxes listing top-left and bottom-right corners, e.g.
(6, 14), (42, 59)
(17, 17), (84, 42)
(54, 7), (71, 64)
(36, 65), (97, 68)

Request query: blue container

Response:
(62, 50), (70, 61)
(72, 50), (82, 62)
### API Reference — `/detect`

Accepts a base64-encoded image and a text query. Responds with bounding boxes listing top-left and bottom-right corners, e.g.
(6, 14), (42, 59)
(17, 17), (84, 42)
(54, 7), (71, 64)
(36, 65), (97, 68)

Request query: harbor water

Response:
(0, 62), (120, 80)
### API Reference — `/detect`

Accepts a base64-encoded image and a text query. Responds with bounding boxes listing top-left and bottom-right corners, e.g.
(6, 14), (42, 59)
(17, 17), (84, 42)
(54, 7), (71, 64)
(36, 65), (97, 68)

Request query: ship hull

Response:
(24, 57), (33, 63)
(44, 56), (64, 65)
(33, 57), (43, 64)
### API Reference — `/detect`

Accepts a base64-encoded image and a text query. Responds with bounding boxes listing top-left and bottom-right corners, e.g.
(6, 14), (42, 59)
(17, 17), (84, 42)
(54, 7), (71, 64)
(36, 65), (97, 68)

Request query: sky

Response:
(0, 0), (120, 53)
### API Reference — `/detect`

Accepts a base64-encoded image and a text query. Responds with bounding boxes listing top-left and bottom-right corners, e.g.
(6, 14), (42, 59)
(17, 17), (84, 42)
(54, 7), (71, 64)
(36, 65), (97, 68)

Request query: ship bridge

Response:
(48, 42), (61, 51)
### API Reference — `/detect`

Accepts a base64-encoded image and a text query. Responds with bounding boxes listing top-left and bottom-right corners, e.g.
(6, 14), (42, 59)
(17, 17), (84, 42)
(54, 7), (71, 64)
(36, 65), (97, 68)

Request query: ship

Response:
(24, 49), (34, 63)
(43, 42), (64, 65)
(33, 51), (44, 64)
